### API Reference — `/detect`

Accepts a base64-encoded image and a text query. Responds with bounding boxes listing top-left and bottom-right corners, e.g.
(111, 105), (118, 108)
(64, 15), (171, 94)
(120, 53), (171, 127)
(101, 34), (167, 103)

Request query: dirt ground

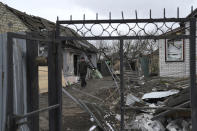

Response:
(38, 75), (191, 131)
(39, 76), (115, 131)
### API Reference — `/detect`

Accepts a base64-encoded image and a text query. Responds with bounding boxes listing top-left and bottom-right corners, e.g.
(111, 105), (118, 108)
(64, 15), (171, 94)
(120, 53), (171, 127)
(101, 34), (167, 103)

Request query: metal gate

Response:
(56, 9), (197, 131)
(4, 32), (62, 131)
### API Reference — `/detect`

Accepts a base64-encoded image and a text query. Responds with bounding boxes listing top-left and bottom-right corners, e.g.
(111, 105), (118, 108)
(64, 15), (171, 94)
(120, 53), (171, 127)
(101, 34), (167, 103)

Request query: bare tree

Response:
(95, 40), (111, 61)
(94, 31), (158, 62)
(106, 38), (158, 61)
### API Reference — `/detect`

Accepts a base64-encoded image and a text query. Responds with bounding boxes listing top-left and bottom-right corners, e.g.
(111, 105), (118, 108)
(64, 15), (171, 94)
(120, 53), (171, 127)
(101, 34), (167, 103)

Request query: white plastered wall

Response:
(159, 20), (197, 77)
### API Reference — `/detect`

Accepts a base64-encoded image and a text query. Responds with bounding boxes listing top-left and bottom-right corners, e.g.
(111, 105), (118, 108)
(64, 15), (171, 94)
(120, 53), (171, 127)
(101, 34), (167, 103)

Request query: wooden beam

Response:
(152, 101), (190, 120)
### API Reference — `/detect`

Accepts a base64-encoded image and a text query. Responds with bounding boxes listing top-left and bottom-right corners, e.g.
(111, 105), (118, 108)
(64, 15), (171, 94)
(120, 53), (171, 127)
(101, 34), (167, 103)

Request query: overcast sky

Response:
(1, 0), (197, 22)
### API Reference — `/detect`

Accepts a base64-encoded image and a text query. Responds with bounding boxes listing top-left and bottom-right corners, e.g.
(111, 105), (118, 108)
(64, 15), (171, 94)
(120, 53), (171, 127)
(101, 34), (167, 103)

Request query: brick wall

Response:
(0, 3), (28, 33)
(159, 39), (189, 77)
(159, 21), (197, 77)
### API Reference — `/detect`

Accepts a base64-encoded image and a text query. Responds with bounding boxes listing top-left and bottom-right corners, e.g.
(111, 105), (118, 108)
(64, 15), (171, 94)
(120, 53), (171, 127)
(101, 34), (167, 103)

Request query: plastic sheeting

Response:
(0, 33), (29, 131)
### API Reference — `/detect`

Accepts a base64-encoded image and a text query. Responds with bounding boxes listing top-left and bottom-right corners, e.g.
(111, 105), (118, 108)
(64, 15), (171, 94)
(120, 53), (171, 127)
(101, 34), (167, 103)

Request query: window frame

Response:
(165, 39), (185, 62)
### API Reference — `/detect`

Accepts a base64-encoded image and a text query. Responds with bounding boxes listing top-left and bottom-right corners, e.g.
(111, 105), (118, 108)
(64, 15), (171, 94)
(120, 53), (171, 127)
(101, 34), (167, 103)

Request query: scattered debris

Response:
(126, 114), (165, 131)
(62, 87), (117, 131)
(106, 122), (115, 131)
(92, 69), (103, 79)
(48, 65), (192, 130)
(115, 114), (121, 121)
(88, 125), (97, 131)
(125, 93), (141, 106)
(142, 89), (180, 100)
(166, 119), (191, 131)
(123, 77), (191, 131)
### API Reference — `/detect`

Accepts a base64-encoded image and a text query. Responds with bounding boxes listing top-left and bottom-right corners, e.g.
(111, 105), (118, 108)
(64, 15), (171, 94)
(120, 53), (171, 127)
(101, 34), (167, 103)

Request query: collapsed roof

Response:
(2, 2), (97, 53)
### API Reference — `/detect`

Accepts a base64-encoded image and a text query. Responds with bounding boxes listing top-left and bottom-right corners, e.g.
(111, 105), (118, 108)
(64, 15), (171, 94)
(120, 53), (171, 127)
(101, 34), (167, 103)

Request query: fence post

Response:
(6, 33), (14, 131)
(120, 39), (125, 131)
(48, 28), (62, 131)
(26, 37), (39, 131)
(190, 17), (197, 131)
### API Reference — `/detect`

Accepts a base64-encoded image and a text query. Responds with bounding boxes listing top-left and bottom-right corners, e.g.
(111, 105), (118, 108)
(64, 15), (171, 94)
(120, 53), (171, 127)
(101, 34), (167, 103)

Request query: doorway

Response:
(74, 55), (79, 76)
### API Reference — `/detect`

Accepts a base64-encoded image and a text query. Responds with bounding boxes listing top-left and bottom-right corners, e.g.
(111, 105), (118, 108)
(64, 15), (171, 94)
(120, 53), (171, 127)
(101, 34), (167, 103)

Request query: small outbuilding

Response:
(0, 2), (98, 91)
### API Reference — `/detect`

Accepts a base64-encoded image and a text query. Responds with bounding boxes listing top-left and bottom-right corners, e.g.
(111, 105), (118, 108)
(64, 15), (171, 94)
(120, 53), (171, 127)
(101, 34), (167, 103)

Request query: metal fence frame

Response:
(56, 14), (196, 131)
(3, 11), (196, 131)
(5, 32), (62, 131)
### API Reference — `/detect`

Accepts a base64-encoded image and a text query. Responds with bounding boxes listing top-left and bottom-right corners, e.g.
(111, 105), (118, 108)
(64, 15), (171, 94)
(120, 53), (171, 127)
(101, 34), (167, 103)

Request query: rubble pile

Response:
(63, 68), (191, 131)
(98, 76), (191, 130)
(93, 74), (191, 130)
(125, 114), (165, 131)
(122, 77), (191, 131)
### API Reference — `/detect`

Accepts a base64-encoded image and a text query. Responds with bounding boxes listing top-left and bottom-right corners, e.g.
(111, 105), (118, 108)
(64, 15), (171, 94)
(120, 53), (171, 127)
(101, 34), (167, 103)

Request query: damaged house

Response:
(158, 9), (197, 77)
(0, 2), (98, 89)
